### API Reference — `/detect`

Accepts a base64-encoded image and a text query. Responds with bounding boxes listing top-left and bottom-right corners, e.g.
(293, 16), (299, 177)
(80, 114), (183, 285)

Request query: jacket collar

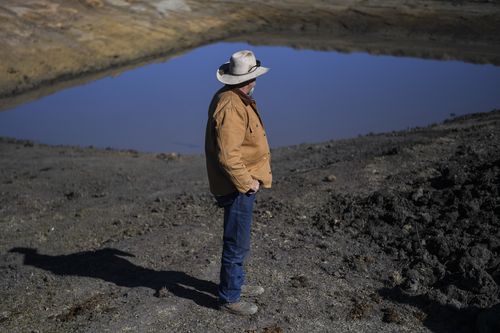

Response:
(231, 87), (256, 108)
(230, 87), (264, 127)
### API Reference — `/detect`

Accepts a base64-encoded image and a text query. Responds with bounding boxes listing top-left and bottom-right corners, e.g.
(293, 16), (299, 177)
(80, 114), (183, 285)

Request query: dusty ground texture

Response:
(0, 110), (499, 332)
(1, 0), (500, 110)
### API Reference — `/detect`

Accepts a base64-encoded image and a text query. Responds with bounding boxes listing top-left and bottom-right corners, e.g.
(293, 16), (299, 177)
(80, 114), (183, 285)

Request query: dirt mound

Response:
(313, 142), (500, 312)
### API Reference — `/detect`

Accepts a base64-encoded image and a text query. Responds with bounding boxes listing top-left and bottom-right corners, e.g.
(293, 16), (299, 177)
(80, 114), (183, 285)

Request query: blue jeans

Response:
(215, 191), (256, 303)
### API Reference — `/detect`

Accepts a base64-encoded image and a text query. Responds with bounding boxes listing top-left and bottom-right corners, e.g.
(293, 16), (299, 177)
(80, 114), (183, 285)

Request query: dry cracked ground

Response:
(0, 110), (499, 332)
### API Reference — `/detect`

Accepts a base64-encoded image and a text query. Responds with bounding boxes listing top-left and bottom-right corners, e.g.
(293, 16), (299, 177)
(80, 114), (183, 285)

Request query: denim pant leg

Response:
(215, 192), (256, 303)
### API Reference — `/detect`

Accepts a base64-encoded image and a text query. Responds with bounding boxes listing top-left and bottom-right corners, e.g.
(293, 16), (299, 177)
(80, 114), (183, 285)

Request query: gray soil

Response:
(1, 110), (499, 332)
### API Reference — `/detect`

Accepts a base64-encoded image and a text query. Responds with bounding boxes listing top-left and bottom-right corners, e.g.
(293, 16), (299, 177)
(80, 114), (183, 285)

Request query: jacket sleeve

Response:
(214, 99), (254, 193)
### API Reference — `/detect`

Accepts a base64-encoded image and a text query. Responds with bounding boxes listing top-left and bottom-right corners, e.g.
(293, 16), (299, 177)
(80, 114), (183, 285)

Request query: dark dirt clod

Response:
(263, 326), (285, 333)
(382, 307), (402, 324)
(290, 275), (310, 288)
(56, 294), (107, 322)
(154, 287), (169, 298)
(349, 299), (373, 320)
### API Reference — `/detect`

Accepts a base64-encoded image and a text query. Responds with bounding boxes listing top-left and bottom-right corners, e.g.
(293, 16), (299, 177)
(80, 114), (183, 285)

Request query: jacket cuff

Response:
(234, 178), (253, 194)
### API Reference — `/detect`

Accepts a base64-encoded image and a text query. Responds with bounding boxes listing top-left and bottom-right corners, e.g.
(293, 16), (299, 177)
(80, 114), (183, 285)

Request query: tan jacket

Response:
(205, 87), (272, 195)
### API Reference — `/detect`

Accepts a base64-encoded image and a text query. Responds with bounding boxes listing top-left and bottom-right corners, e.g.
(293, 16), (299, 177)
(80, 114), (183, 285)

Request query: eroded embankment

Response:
(1, 0), (499, 110)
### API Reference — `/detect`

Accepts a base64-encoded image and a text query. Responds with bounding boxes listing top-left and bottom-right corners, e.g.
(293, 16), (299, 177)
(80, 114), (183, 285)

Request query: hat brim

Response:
(216, 63), (270, 85)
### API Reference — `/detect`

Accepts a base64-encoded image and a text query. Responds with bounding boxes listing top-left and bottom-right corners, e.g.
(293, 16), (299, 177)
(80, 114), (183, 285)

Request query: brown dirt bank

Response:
(0, 109), (499, 332)
(1, 0), (499, 111)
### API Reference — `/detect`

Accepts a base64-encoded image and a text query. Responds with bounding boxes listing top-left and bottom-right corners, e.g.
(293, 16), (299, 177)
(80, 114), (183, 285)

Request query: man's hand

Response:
(248, 179), (260, 194)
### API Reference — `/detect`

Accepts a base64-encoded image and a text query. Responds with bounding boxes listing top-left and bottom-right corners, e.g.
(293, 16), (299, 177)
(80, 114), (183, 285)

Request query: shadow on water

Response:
(378, 287), (482, 333)
(9, 247), (219, 310)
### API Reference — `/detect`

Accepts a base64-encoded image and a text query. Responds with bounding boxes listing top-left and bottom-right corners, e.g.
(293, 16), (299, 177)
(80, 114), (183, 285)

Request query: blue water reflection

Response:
(1, 42), (499, 153)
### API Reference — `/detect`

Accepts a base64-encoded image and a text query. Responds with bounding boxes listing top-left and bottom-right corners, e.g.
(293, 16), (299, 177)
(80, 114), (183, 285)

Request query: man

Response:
(205, 50), (272, 315)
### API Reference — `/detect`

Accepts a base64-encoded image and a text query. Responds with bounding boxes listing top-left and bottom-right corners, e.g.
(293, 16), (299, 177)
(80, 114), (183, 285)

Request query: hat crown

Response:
(229, 50), (257, 75)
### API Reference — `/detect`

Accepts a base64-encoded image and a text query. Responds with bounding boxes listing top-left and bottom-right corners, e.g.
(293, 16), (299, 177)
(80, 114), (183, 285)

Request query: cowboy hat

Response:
(216, 50), (270, 85)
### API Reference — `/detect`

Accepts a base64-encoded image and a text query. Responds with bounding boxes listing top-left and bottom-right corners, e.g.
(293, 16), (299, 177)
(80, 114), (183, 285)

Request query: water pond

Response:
(0, 42), (499, 153)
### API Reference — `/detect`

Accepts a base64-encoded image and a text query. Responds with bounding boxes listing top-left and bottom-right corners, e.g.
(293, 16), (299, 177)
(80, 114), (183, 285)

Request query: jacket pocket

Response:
(247, 122), (256, 137)
(246, 153), (269, 172)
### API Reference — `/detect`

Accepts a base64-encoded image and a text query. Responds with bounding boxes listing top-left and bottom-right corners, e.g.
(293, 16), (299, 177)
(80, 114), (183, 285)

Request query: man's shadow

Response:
(378, 286), (482, 333)
(9, 247), (219, 310)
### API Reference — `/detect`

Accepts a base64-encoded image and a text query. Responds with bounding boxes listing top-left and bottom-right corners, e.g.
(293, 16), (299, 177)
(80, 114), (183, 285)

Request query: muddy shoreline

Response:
(1, 0), (500, 111)
(1, 110), (499, 332)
